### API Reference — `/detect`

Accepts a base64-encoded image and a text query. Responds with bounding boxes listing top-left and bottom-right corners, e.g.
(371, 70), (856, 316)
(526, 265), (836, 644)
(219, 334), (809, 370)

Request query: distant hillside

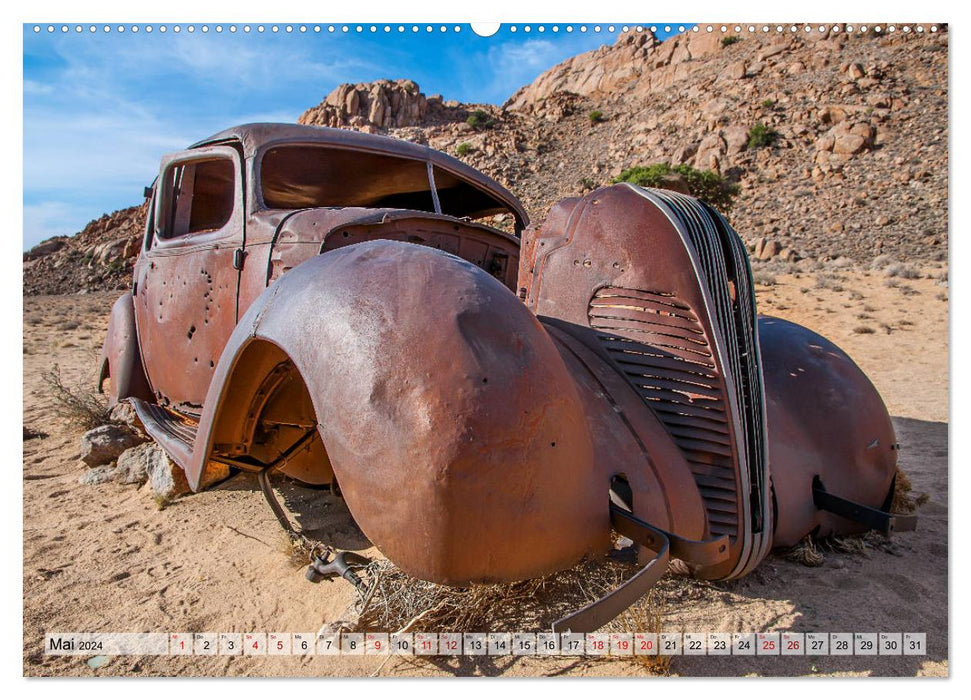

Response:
(24, 24), (947, 295)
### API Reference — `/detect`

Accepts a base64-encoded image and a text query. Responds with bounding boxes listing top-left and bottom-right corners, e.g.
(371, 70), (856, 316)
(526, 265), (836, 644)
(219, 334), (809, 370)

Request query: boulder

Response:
(80, 424), (146, 467)
(759, 240), (783, 261)
(24, 237), (67, 261)
(657, 173), (692, 195)
(846, 63), (866, 80)
(141, 443), (191, 501)
(723, 126), (750, 154)
(833, 134), (866, 155)
(115, 442), (157, 485)
(724, 61), (747, 81)
(108, 402), (145, 434)
(79, 464), (122, 485)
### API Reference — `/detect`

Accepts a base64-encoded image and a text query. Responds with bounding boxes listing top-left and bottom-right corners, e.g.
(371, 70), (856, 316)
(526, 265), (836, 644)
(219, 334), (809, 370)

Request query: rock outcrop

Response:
(298, 78), (491, 132)
(24, 202), (147, 296)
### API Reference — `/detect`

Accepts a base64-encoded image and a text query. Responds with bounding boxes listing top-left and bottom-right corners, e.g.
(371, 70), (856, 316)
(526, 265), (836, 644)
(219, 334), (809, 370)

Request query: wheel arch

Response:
(188, 333), (335, 491)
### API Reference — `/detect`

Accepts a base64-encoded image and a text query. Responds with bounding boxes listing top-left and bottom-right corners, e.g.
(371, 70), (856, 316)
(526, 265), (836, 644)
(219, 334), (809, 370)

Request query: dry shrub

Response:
(354, 557), (633, 633)
(884, 263), (921, 279)
(41, 363), (112, 432)
(815, 274), (844, 292)
(753, 270), (777, 286)
(868, 254), (896, 271)
(853, 326), (875, 334)
(351, 552), (673, 674)
(891, 468), (930, 514)
(276, 531), (315, 570)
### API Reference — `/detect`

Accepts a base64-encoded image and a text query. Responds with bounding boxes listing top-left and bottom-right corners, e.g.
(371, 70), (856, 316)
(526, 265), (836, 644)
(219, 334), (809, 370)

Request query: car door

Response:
(133, 145), (244, 414)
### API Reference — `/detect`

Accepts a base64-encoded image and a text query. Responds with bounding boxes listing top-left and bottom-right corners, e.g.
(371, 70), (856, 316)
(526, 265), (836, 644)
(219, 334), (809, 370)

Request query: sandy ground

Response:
(21, 267), (948, 677)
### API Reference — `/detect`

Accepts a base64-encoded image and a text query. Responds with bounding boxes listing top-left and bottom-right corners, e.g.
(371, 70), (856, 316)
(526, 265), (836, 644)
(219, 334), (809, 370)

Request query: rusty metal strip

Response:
(552, 505), (671, 633)
(610, 477), (728, 567)
(812, 476), (917, 536)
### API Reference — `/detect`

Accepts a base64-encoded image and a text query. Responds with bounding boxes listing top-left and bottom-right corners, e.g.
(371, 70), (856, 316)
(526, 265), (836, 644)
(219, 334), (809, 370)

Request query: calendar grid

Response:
(44, 632), (927, 657)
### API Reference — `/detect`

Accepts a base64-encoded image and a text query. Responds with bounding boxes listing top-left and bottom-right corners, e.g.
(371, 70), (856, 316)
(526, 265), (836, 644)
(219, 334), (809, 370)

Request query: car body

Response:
(101, 124), (910, 631)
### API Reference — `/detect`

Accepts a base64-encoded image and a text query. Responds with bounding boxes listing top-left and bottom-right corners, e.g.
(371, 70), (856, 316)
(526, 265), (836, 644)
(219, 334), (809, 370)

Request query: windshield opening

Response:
(260, 144), (516, 225)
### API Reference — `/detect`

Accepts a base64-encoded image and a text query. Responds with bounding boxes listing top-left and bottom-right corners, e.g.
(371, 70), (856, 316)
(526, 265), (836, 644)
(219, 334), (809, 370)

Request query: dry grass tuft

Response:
(891, 468), (930, 514)
(783, 535), (825, 567)
(41, 363), (112, 432)
(853, 326), (876, 334)
(276, 531), (315, 570)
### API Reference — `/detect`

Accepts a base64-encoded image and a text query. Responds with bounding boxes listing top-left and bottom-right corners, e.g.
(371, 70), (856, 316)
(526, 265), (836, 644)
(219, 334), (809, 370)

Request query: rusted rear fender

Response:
(190, 240), (608, 584)
(99, 292), (153, 405)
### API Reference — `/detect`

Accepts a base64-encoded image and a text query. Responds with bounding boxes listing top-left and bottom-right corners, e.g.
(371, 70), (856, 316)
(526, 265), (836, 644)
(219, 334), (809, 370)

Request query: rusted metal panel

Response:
(266, 208), (520, 292)
(99, 292), (153, 405)
(760, 316), (899, 546)
(132, 145), (245, 413)
(521, 184), (772, 580)
(191, 241), (609, 584)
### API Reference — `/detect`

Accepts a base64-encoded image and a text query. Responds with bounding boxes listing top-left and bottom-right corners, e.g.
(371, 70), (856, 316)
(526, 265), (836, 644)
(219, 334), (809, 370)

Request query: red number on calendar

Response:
(762, 640), (775, 650)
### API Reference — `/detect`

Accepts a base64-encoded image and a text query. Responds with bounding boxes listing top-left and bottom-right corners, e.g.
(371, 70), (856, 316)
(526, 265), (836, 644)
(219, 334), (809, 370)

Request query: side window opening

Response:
(160, 158), (235, 239)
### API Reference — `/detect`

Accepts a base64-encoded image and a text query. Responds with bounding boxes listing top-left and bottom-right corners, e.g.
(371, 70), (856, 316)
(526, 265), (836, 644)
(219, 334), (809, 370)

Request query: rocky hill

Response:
(24, 24), (947, 295)
(23, 203), (147, 296)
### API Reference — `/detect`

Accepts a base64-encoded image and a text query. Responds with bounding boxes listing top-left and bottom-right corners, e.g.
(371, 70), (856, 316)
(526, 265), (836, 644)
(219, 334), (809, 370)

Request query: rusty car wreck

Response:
(100, 123), (915, 631)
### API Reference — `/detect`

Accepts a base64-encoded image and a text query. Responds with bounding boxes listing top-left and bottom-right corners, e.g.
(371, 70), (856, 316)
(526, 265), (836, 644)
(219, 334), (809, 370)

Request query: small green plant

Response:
(747, 122), (779, 149)
(612, 163), (740, 214)
(721, 35), (742, 48)
(761, 98), (776, 109)
(466, 109), (495, 130)
(579, 177), (597, 190)
(456, 142), (473, 157)
(588, 109), (604, 124)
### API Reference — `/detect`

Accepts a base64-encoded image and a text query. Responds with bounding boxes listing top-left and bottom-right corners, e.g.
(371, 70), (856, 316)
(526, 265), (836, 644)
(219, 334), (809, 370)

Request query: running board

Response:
(130, 397), (198, 470)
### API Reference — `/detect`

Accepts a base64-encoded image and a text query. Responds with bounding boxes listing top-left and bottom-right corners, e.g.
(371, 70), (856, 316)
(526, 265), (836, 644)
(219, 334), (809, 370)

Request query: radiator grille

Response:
(589, 287), (740, 537)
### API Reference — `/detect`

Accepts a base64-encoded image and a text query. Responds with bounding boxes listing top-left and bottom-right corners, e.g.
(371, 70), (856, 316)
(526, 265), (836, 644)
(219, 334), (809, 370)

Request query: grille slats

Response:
(590, 287), (740, 537)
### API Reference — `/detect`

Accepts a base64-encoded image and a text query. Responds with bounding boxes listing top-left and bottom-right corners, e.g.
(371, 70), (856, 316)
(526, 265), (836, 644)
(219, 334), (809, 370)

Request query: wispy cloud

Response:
(22, 27), (621, 249)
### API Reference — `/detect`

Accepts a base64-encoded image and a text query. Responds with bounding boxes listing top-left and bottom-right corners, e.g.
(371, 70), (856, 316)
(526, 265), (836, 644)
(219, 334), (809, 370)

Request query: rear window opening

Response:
(260, 145), (517, 225)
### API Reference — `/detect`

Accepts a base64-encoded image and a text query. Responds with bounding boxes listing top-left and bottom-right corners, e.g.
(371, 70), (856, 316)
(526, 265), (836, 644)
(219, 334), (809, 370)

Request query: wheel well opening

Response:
(209, 339), (335, 487)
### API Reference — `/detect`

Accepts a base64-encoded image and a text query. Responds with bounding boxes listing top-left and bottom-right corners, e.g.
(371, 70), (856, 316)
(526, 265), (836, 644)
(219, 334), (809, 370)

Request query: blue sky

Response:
(23, 23), (687, 250)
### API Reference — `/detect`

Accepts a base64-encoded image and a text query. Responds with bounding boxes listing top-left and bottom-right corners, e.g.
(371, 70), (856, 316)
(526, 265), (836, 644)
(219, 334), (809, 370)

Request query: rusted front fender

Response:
(190, 240), (609, 585)
(760, 317), (898, 547)
(99, 292), (153, 405)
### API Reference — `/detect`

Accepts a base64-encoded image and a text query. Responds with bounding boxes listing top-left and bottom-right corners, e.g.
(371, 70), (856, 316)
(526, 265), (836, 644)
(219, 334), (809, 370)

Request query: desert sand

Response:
(22, 266), (948, 677)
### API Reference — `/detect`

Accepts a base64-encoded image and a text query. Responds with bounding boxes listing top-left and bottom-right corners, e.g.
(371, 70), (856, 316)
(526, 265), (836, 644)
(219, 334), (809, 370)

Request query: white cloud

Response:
(23, 200), (99, 248)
